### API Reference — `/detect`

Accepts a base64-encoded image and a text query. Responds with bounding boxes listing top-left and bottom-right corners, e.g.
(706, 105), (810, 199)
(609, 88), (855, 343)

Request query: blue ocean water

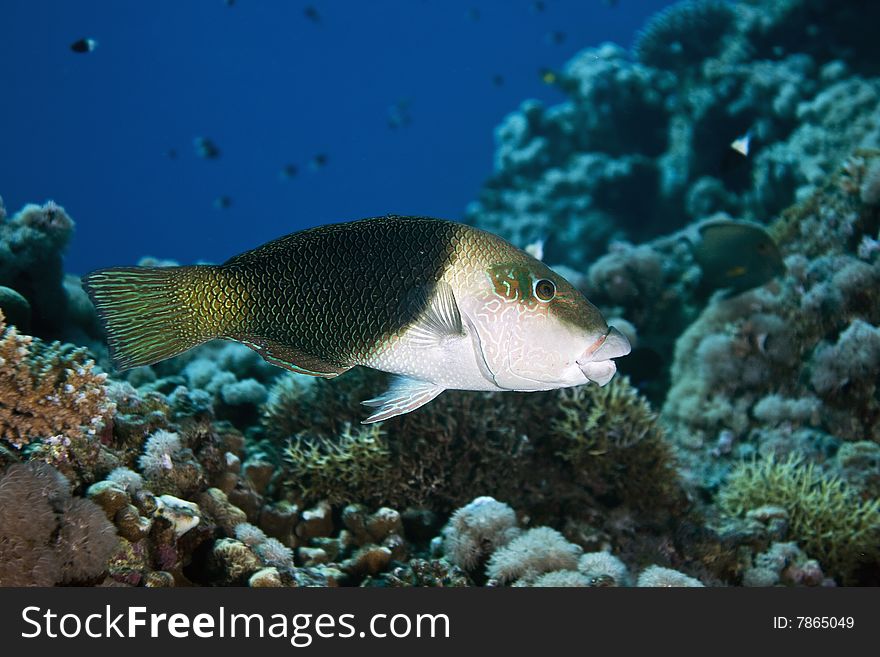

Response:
(0, 0), (674, 275)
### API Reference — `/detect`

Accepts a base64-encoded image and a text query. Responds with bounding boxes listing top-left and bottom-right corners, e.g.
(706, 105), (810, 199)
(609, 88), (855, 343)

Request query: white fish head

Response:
(461, 260), (631, 391)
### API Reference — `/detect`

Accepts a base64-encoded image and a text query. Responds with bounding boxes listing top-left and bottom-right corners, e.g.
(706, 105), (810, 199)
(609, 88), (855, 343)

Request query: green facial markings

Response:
(488, 263), (545, 309)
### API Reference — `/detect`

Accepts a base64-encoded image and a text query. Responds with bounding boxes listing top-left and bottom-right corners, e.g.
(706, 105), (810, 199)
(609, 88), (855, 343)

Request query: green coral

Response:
(554, 376), (661, 456)
(264, 369), (688, 540)
(552, 376), (684, 516)
(283, 423), (392, 505)
(718, 455), (880, 582)
(266, 369), (530, 511)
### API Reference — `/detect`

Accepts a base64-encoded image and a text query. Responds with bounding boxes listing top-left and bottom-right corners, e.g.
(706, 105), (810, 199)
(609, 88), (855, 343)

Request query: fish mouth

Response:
(576, 326), (631, 386)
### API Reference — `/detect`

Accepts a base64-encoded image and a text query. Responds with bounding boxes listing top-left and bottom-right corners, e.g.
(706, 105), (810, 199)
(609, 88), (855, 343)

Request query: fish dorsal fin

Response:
(236, 336), (350, 378)
(406, 281), (465, 347)
(361, 375), (445, 423)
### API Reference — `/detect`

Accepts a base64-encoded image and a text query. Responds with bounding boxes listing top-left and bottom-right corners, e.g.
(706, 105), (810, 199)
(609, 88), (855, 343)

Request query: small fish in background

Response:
(730, 131), (751, 157)
(309, 153), (328, 170)
(279, 164), (298, 180)
(686, 217), (785, 296)
(165, 148), (178, 160)
(304, 5), (321, 23)
(213, 196), (233, 210)
(465, 7), (480, 22)
(491, 73), (505, 87)
(531, 1), (547, 13)
(386, 99), (412, 130)
(83, 216), (630, 423)
(546, 31), (566, 46)
(603, 0), (620, 7)
(224, 0), (235, 6)
(720, 130), (753, 175)
(70, 38), (98, 53)
(193, 137), (221, 160)
(539, 68), (558, 85)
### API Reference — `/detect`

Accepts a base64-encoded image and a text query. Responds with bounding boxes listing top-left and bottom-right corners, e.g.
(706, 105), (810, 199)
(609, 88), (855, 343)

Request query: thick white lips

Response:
(576, 326), (632, 386)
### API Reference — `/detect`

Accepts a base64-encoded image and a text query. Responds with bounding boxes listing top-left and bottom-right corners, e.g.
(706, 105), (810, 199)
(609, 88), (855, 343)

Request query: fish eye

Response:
(534, 278), (556, 301)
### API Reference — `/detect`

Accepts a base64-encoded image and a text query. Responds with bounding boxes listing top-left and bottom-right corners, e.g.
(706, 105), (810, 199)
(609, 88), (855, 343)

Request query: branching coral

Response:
(551, 376), (685, 517)
(266, 369), (533, 511)
(283, 423), (392, 505)
(264, 367), (688, 535)
(718, 455), (880, 582)
(263, 367), (690, 575)
(554, 376), (659, 456)
(0, 309), (114, 449)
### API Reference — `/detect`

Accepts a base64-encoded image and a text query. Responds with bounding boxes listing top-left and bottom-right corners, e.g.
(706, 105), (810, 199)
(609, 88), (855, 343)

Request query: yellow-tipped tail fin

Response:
(82, 265), (231, 370)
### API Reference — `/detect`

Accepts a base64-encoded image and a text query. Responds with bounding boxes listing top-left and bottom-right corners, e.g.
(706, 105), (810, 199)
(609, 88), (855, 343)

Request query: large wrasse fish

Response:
(83, 216), (630, 423)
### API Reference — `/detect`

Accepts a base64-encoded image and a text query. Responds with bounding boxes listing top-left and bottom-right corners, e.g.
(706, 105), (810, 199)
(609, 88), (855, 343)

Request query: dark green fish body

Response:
(689, 218), (785, 296)
(84, 216), (629, 422)
(220, 216), (462, 374)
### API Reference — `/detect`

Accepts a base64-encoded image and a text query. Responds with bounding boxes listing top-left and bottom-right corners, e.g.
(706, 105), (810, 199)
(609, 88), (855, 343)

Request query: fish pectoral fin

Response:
(236, 336), (350, 378)
(405, 281), (465, 347)
(361, 376), (445, 423)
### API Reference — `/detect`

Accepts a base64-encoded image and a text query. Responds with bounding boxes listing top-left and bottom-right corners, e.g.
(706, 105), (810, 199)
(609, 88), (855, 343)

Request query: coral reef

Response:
(2, 0), (879, 588)
(441, 497), (520, 572)
(0, 310), (114, 466)
(717, 455), (880, 583)
(661, 161), (880, 507)
(578, 551), (631, 586)
(266, 368), (690, 558)
(636, 565), (704, 587)
(0, 462), (118, 585)
(467, 0), (880, 270)
(266, 368), (535, 511)
(437, 497), (712, 588)
(0, 200), (102, 345)
(633, 0), (736, 71)
(487, 527), (583, 585)
(467, 44), (677, 266)
(741, 541), (831, 587)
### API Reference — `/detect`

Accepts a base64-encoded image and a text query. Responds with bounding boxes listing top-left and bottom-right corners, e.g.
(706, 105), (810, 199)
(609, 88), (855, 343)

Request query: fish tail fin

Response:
(82, 265), (241, 370)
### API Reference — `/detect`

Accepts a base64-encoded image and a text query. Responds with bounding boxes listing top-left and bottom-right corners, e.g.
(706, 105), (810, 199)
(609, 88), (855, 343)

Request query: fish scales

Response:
(83, 215), (630, 422)
(221, 216), (465, 367)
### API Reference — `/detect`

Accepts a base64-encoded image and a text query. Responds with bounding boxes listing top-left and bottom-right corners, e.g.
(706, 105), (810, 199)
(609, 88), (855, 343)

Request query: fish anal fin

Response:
(237, 336), (349, 378)
(405, 281), (465, 348)
(361, 375), (445, 423)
